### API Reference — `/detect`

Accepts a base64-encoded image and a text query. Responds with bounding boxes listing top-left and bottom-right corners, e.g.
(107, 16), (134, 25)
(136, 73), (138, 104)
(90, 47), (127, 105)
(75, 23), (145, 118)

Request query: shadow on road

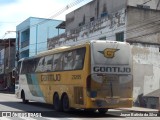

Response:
(0, 101), (123, 118)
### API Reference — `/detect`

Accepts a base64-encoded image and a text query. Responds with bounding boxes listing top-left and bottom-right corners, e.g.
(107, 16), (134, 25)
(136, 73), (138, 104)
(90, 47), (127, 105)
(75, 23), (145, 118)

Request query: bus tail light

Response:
(86, 76), (91, 91)
(86, 75), (97, 98)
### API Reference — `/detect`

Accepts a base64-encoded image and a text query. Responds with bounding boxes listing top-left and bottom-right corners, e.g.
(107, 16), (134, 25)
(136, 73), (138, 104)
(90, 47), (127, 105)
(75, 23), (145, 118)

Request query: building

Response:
(0, 38), (16, 91)
(48, 0), (160, 109)
(16, 17), (64, 59)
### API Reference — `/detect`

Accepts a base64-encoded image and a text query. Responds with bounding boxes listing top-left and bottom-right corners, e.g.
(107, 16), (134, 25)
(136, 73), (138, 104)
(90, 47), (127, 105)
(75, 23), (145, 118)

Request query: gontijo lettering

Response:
(41, 74), (61, 81)
(93, 66), (131, 73)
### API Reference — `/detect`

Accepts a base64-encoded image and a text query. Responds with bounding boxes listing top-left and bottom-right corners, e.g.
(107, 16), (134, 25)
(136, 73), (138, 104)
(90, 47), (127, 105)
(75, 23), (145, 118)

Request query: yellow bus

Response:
(15, 40), (133, 114)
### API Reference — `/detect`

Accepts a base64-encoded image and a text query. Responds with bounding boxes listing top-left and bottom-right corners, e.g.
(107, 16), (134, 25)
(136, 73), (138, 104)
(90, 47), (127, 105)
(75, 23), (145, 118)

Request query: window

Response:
(62, 48), (85, 70)
(101, 12), (108, 18)
(116, 32), (124, 42)
(137, 5), (150, 9)
(90, 17), (94, 22)
(99, 36), (106, 40)
(43, 55), (53, 72)
(52, 47), (86, 71)
(35, 57), (45, 72)
(21, 47), (86, 73)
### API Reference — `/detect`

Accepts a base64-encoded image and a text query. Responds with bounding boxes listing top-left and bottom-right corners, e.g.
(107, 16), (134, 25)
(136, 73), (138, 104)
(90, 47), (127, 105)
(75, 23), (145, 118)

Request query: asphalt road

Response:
(0, 93), (159, 120)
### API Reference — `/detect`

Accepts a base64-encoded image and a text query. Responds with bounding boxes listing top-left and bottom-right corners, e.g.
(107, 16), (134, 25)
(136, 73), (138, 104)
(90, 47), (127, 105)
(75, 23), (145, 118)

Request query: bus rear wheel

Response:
(98, 108), (108, 114)
(21, 91), (28, 103)
(53, 93), (62, 111)
(62, 94), (70, 112)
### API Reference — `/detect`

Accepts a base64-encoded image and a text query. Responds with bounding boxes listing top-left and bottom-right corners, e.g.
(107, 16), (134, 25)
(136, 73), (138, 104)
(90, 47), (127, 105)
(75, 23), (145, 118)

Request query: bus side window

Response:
(35, 57), (45, 72)
(52, 53), (62, 71)
(73, 55), (83, 70)
(21, 61), (28, 74)
(73, 48), (85, 70)
(34, 58), (40, 73)
(44, 55), (53, 72)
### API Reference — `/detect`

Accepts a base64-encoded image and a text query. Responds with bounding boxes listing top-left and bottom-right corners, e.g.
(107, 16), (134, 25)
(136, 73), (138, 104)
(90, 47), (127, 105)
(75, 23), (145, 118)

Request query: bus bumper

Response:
(90, 98), (133, 108)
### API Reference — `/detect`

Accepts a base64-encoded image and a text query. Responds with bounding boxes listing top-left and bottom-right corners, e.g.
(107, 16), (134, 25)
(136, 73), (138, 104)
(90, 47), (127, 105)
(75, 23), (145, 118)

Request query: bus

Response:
(15, 40), (133, 114)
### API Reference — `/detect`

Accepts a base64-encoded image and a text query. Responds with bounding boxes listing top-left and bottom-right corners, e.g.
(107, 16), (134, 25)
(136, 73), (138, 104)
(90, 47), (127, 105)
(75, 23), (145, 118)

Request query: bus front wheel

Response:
(62, 94), (70, 112)
(21, 91), (28, 103)
(53, 93), (62, 111)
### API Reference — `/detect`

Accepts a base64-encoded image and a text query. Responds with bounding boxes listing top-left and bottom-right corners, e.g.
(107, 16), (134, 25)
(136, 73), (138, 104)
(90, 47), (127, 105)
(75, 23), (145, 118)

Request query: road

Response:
(0, 93), (159, 120)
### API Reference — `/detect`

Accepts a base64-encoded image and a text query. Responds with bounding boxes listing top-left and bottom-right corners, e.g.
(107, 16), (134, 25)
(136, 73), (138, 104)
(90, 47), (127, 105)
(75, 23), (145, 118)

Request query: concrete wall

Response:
(48, 8), (126, 49)
(66, 0), (127, 31)
(128, 0), (159, 10)
(126, 6), (160, 44)
(132, 45), (160, 108)
(66, 0), (160, 32)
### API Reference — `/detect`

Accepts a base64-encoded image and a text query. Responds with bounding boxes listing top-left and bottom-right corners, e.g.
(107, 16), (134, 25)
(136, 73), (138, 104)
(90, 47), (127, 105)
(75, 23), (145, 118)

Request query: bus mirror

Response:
(12, 68), (17, 78)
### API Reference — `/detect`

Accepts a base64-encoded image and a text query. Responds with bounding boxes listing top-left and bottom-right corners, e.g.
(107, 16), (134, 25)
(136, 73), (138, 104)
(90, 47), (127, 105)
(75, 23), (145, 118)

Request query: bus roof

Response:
(18, 40), (129, 61)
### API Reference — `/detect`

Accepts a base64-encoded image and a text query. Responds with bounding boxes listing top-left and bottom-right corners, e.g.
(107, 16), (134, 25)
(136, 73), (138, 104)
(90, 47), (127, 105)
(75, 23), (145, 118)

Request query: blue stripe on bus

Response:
(31, 74), (44, 97)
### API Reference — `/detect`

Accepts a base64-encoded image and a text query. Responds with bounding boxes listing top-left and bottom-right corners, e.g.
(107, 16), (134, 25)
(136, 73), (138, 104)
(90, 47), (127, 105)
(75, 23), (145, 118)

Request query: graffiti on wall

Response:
(48, 8), (126, 49)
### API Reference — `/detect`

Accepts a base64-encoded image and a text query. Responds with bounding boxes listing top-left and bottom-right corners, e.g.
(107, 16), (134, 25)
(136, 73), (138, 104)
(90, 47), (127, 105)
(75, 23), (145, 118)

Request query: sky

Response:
(0, 0), (92, 39)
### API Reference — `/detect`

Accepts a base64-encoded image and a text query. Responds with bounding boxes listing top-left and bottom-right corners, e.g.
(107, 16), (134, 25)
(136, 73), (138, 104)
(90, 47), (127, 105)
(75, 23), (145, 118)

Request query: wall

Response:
(132, 45), (160, 108)
(17, 17), (64, 58)
(30, 18), (64, 56)
(0, 49), (4, 75)
(48, 8), (127, 49)
(66, 0), (127, 31)
(126, 6), (160, 44)
(128, 0), (160, 10)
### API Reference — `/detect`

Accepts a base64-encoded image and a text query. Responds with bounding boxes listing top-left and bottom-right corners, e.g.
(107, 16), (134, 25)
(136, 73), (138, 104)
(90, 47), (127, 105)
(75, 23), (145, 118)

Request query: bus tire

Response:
(21, 91), (28, 104)
(53, 93), (62, 111)
(84, 109), (96, 113)
(98, 108), (108, 114)
(62, 94), (70, 112)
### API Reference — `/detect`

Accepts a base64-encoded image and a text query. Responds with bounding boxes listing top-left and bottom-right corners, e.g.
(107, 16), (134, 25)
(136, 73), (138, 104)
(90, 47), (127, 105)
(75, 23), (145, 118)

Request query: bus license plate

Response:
(106, 98), (119, 104)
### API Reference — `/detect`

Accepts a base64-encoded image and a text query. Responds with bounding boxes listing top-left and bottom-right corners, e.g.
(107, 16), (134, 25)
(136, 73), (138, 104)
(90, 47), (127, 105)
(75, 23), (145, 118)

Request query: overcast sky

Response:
(0, 0), (92, 38)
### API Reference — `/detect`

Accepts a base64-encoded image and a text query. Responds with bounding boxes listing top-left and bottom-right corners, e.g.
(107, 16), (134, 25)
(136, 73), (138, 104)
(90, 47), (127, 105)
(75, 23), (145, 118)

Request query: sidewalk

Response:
(0, 89), (15, 94)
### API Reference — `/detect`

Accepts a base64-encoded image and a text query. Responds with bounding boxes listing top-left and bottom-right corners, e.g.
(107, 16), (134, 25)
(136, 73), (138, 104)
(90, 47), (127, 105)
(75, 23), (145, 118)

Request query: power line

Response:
(17, 10), (160, 49)
(17, 0), (87, 31)
(1, 0), (90, 39)
(3, 1), (160, 51)
(46, 20), (160, 49)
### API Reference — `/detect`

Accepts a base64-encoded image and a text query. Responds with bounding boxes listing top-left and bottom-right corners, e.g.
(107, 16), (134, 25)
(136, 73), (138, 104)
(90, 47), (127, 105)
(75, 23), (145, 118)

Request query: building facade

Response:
(0, 38), (16, 91)
(48, 0), (160, 109)
(16, 17), (64, 59)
